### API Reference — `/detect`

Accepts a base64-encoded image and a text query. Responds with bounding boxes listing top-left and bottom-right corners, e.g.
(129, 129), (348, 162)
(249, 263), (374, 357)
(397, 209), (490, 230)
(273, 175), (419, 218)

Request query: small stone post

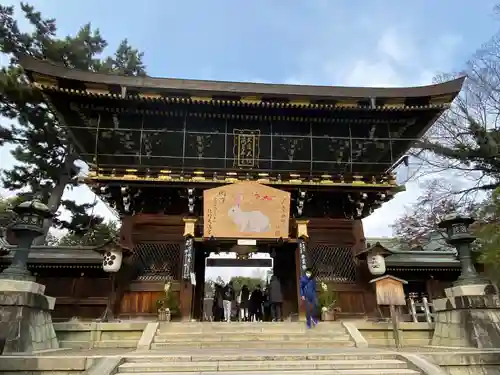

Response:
(0, 200), (59, 353)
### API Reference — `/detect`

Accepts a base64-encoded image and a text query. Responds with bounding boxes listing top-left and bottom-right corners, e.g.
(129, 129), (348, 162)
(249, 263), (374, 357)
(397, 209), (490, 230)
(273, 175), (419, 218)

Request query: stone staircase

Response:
(116, 351), (422, 375)
(151, 322), (355, 349)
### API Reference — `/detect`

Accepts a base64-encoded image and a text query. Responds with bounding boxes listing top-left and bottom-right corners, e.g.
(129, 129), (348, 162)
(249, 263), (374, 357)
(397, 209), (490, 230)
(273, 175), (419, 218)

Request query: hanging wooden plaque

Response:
(203, 181), (291, 239)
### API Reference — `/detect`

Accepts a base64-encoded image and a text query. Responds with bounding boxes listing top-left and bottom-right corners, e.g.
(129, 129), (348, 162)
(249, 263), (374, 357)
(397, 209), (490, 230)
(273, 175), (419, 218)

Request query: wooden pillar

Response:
(295, 219), (309, 320)
(179, 218), (197, 321)
(351, 219), (366, 255)
(193, 250), (207, 321)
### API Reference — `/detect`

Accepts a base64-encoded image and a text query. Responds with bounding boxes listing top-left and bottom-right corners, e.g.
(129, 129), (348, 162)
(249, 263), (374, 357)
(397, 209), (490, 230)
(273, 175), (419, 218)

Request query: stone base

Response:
(445, 284), (497, 298)
(432, 285), (500, 348)
(0, 280), (59, 353)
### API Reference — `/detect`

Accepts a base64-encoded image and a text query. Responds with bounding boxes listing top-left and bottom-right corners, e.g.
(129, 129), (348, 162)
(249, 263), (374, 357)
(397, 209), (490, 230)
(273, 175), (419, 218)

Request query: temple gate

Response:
(16, 56), (464, 321)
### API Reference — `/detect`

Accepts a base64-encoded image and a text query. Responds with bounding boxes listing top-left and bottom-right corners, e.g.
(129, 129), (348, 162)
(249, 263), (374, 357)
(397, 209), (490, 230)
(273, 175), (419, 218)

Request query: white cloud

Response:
(341, 59), (402, 87)
(377, 29), (415, 65)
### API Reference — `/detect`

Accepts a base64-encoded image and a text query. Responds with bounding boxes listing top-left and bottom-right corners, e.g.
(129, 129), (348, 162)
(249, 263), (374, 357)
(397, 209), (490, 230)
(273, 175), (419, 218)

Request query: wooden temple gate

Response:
(16, 54), (465, 322)
(111, 210), (376, 321)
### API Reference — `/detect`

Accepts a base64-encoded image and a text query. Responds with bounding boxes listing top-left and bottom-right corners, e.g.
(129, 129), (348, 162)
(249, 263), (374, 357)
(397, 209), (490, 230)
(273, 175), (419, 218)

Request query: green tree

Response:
(0, 3), (146, 244)
(230, 276), (265, 292)
(0, 196), (14, 214)
(57, 221), (119, 247)
(0, 193), (28, 229)
(474, 188), (500, 282)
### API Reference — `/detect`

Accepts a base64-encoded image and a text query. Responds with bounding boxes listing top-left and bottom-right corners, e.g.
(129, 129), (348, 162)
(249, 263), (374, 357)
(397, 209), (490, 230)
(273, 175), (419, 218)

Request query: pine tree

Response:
(58, 221), (119, 247)
(0, 3), (147, 243)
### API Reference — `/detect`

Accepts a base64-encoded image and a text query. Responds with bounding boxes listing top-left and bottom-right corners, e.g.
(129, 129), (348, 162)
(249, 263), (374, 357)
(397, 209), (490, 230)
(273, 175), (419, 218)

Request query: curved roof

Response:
(20, 55), (465, 102)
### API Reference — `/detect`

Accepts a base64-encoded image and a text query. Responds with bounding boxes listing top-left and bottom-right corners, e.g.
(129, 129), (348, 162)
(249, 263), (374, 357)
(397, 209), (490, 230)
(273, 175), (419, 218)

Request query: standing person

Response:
(262, 287), (271, 321)
(300, 268), (318, 329)
(268, 275), (283, 322)
(222, 281), (235, 322)
(212, 283), (224, 322)
(239, 285), (250, 321)
(249, 284), (263, 322)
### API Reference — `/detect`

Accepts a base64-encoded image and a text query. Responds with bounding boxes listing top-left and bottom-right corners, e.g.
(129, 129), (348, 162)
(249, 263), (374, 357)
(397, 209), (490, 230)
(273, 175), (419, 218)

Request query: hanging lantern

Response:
(367, 252), (386, 276)
(102, 249), (123, 272)
(94, 239), (132, 273)
(355, 242), (392, 276)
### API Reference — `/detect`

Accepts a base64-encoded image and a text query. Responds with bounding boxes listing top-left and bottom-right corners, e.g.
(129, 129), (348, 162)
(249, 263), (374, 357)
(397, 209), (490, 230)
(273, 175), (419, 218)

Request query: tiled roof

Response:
(0, 245), (101, 264)
(366, 235), (459, 268)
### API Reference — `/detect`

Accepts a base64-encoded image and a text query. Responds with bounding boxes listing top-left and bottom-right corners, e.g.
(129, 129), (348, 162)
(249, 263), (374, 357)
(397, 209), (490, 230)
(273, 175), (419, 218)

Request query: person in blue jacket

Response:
(299, 267), (318, 328)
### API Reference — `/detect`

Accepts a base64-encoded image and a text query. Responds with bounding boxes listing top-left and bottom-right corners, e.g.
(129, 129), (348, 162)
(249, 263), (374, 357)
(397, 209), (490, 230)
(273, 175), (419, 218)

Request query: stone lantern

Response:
(431, 214), (500, 349)
(0, 200), (59, 353)
(355, 242), (392, 277)
(0, 200), (53, 281)
(438, 213), (486, 286)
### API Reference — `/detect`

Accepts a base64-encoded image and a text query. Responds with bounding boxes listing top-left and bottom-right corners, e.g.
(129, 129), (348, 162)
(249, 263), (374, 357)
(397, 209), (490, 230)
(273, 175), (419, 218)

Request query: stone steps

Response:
(158, 322), (345, 332)
(119, 359), (409, 372)
(151, 340), (355, 349)
(118, 371), (419, 375)
(117, 353), (420, 375)
(153, 333), (353, 343)
(141, 322), (420, 372)
(127, 353), (398, 362)
(153, 322), (354, 349)
(156, 330), (348, 335)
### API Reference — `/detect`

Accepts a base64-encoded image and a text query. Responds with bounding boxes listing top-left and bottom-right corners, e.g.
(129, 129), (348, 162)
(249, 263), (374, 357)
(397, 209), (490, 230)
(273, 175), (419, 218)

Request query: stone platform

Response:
(0, 279), (58, 353)
(431, 284), (500, 348)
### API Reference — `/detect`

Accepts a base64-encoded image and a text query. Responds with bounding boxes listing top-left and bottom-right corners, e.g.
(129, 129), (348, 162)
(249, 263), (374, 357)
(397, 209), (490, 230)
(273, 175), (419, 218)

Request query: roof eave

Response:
(20, 55), (466, 102)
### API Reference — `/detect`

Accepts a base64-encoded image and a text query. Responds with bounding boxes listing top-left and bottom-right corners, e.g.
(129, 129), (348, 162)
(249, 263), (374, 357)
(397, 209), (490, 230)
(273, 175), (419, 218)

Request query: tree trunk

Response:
(100, 273), (116, 322)
(33, 178), (68, 245)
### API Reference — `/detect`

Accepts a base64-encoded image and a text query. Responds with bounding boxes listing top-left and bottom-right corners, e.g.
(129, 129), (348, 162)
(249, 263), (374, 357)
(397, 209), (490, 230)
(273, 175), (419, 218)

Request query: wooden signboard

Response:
(369, 275), (408, 349)
(203, 181), (291, 239)
(369, 275), (407, 306)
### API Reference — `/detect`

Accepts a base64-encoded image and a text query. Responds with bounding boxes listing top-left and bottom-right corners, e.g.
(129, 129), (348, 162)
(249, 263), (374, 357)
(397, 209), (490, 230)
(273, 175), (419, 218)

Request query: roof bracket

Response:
(370, 97), (376, 109)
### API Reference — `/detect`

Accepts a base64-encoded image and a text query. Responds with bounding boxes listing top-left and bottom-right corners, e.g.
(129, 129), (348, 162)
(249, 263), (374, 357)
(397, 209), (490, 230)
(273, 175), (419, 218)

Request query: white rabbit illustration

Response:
(228, 194), (271, 233)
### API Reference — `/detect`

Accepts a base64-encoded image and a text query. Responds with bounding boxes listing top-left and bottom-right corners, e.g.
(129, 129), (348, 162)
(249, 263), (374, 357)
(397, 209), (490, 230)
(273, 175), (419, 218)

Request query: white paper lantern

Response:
(102, 249), (123, 273)
(367, 253), (386, 276)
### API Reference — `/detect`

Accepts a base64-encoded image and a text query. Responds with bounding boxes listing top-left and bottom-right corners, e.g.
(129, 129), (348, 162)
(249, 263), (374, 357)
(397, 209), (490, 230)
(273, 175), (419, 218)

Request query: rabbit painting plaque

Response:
(203, 181), (291, 239)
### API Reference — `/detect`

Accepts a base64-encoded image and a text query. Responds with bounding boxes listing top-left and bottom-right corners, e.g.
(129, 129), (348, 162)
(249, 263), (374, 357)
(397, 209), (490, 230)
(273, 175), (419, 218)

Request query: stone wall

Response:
(423, 351), (500, 375)
(432, 292), (500, 348)
(0, 289), (58, 353)
(0, 354), (109, 375)
(54, 321), (147, 349)
(355, 321), (434, 347)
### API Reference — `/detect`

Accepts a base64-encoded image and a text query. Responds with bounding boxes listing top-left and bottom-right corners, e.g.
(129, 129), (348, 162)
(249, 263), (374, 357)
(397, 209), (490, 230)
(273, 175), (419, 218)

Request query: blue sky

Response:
(1, 0), (499, 279)
(20, 0), (499, 86)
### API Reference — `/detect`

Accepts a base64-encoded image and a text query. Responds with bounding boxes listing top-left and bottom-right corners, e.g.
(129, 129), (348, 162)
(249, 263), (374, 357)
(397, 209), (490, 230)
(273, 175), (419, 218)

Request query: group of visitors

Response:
(211, 268), (319, 329)
(211, 275), (284, 322)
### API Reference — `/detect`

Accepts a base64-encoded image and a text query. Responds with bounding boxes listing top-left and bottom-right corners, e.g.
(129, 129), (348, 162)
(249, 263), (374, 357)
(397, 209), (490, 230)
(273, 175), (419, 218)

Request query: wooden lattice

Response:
(133, 242), (181, 281)
(308, 244), (356, 283)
